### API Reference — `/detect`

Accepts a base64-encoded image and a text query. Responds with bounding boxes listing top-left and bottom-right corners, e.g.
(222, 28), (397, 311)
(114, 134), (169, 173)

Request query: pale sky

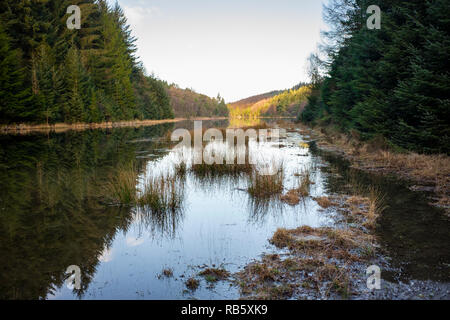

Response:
(108, 0), (326, 102)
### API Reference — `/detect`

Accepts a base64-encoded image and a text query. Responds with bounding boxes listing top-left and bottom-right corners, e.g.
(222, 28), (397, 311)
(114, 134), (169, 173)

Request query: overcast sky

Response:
(108, 0), (326, 102)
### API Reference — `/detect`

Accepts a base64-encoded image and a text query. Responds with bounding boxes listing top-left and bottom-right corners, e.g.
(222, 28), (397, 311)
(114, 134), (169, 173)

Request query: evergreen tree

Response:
(301, 0), (450, 154)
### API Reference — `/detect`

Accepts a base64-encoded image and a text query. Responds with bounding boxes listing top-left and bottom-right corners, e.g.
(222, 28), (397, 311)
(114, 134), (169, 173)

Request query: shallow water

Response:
(0, 120), (448, 299)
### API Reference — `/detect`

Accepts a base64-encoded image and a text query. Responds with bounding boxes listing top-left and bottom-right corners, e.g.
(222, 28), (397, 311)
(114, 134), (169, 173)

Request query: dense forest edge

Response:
(299, 0), (449, 155)
(0, 0), (228, 126)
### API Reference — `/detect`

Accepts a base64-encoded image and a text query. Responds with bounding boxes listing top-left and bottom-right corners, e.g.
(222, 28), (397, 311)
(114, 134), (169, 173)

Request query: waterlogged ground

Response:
(0, 120), (448, 299)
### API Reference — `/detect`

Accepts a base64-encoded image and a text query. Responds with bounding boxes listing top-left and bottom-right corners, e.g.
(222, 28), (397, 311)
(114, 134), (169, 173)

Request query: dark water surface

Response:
(0, 120), (448, 299)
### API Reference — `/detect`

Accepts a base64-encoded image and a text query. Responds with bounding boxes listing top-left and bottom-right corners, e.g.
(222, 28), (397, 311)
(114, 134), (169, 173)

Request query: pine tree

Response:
(0, 23), (31, 123)
(63, 46), (90, 123)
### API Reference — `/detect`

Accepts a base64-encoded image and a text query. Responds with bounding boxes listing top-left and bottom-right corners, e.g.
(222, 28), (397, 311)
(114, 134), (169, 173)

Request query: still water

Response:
(0, 120), (448, 299)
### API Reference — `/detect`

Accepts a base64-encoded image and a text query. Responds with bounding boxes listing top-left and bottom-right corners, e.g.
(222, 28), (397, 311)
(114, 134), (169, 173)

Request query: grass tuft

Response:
(185, 277), (200, 291)
(247, 167), (284, 199)
(198, 268), (230, 282)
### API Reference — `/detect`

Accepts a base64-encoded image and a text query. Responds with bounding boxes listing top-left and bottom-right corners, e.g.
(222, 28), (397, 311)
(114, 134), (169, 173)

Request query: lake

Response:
(0, 120), (448, 299)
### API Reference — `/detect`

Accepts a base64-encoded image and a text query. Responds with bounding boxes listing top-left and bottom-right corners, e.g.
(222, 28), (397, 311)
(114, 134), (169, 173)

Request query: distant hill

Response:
(163, 84), (228, 118)
(228, 90), (284, 110)
(228, 84), (311, 118)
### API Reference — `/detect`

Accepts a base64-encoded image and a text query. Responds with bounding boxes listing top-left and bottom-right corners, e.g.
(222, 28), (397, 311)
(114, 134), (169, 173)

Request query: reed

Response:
(138, 174), (184, 213)
(247, 166), (284, 198)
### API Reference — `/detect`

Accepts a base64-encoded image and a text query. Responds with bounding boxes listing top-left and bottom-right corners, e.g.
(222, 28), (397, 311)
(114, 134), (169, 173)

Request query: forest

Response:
(228, 84), (311, 118)
(164, 83), (229, 118)
(0, 0), (174, 124)
(300, 0), (450, 154)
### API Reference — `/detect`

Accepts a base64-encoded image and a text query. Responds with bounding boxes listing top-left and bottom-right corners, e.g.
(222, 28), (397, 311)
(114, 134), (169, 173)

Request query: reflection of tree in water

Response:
(0, 124), (174, 299)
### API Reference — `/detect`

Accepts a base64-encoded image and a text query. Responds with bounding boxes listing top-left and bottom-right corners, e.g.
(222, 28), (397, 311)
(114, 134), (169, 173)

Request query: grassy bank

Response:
(294, 124), (450, 214)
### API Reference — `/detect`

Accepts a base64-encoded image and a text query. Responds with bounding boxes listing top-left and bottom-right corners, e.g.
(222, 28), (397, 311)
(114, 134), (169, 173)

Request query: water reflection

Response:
(1, 120), (447, 300)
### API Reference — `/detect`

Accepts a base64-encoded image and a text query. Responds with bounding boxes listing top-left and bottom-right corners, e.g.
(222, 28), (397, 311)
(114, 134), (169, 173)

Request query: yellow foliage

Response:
(228, 85), (312, 119)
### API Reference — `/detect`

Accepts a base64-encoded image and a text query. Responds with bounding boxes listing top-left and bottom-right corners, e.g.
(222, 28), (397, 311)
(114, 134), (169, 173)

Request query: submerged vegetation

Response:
(138, 174), (184, 213)
(198, 268), (230, 283)
(280, 169), (313, 206)
(104, 163), (185, 215)
(237, 221), (376, 299)
(185, 278), (200, 291)
(307, 123), (449, 213)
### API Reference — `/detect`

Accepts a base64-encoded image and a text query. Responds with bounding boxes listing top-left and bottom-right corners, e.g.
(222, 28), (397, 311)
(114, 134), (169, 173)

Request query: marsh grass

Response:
(174, 161), (187, 178)
(247, 167), (284, 199)
(104, 163), (138, 205)
(366, 186), (387, 228)
(314, 196), (333, 208)
(198, 268), (230, 283)
(138, 174), (184, 213)
(280, 169), (313, 205)
(161, 268), (174, 278)
(344, 174), (388, 228)
(314, 124), (450, 211)
(296, 169), (313, 197)
(185, 277), (200, 291)
(104, 159), (186, 222)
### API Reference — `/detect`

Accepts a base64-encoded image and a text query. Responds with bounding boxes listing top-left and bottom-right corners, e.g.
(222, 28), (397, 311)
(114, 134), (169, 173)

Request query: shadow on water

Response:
(310, 145), (450, 283)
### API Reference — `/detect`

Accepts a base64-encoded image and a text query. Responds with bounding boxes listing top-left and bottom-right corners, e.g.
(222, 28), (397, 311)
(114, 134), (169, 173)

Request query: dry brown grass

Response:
(312, 125), (450, 212)
(342, 187), (386, 229)
(247, 168), (284, 198)
(280, 189), (301, 206)
(315, 196), (333, 208)
(162, 268), (173, 277)
(280, 169), (313, 205)
(270, 226), (372, 262)
(237, 224), (362, 300)
(185, 277), (200, 291)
